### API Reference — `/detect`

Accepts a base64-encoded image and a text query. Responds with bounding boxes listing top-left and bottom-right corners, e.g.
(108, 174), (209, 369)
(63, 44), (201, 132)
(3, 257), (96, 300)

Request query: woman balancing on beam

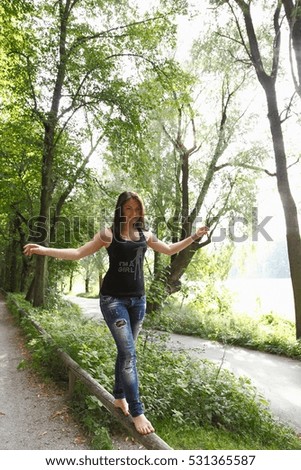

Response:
(24, 191), (209, 435)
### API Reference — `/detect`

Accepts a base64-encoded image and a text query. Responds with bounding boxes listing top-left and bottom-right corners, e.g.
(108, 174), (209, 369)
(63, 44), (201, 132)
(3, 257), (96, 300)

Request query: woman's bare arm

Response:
(23, 228), (112, 260)
(146, 226), (209, 256)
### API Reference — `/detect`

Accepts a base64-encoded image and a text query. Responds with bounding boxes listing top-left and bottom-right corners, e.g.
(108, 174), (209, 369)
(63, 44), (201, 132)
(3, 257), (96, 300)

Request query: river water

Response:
(223, 278), (294, 321)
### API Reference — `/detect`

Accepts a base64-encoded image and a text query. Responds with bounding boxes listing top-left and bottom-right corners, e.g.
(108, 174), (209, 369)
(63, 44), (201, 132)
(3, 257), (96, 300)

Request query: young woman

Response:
(24, 191), (209, 435)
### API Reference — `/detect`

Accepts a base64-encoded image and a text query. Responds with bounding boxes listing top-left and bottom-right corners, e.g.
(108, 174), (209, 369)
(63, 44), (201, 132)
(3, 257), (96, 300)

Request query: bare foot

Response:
(114, 398), (130, 416)
(132, 414), (154, 435)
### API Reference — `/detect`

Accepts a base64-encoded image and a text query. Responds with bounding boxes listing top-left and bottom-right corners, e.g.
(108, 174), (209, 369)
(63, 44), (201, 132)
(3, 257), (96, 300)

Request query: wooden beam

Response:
(57, 349), (172, 450)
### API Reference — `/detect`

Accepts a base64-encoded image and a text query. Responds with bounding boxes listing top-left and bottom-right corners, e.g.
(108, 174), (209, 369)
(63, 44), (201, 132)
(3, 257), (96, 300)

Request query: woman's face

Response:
(122, 198), (141, 223)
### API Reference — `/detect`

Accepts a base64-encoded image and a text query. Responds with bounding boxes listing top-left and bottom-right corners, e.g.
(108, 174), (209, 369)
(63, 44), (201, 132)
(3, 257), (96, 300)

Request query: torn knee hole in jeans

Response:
(115, 319), (127, 328)
(124, 358), (135, 374)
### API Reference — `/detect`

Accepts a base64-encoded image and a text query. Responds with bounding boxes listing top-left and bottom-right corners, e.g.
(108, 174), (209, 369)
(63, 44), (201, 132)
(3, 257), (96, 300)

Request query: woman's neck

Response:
(120, 222), (139, 240)
(121, 222), (134, 236)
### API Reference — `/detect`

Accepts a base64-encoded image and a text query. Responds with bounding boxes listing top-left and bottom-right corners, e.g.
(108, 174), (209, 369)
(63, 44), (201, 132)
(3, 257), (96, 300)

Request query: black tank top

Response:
(100, 228), (147, 297)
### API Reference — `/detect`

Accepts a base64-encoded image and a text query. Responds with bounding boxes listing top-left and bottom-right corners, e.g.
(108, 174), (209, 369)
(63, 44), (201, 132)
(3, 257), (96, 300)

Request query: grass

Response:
(6, 292), (301, 451)
(152, 421), (281, 450)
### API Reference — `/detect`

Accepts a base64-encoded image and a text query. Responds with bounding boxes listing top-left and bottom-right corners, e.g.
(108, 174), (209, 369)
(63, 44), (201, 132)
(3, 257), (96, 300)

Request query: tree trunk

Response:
(29, 2), (69, 307)
(31, 126), (56, 307)
(166, 242), (202, 294)
(32, 256), (49, 306)
(263, 78), (301, 338)
(20, 257), (30, 293)
(147, 79), (231, 313)
(147, 238), (211, 313)
(85, 276), (90, 294)
(4, 217), (22, 292)
(4, 242), (15, 292)
(234, 0), (301, 337)
(69, 270), (74, 292)
(98, 273), (103, 292)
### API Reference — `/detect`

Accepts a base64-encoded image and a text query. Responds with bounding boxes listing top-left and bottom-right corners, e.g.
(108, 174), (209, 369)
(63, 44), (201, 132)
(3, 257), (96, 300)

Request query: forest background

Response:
(0, 0), (301, 336)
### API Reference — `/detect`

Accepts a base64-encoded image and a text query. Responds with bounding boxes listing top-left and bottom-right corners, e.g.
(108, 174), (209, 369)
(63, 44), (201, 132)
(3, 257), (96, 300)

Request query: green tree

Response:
(0, 1), (41, 292)
(48, 176), (110, 295)
(104, 54), (260, 310)
(1, 0), (184, 306)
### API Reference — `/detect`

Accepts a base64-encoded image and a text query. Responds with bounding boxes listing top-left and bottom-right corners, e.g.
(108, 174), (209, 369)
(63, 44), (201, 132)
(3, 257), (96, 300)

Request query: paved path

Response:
(67, 295), (301, 435)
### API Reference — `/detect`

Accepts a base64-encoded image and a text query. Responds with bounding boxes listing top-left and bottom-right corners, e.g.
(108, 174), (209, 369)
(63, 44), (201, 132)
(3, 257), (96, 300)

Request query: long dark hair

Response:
(112, 191), (146, 238)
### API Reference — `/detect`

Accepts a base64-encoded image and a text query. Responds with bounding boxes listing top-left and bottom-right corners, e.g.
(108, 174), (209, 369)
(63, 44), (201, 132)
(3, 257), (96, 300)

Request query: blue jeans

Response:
(99, 295), (146, 417)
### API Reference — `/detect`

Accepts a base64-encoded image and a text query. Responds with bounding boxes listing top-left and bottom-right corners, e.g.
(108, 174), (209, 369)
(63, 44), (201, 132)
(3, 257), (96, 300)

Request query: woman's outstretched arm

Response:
(23, 228), (112, 260)
(146, 226), (210, 255)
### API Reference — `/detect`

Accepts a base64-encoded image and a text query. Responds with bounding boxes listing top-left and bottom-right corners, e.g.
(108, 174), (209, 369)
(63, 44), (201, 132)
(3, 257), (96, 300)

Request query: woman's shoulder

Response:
(97, 227), (113, 246)
(142, 229), (156, 243)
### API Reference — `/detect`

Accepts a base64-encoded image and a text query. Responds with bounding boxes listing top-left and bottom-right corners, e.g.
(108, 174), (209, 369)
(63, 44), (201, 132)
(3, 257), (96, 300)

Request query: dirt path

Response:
(0, 295), (92, 450)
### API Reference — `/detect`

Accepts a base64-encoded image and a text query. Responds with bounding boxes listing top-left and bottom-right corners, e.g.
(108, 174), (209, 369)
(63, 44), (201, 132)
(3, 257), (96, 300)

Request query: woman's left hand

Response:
(195, 226), (210, 238)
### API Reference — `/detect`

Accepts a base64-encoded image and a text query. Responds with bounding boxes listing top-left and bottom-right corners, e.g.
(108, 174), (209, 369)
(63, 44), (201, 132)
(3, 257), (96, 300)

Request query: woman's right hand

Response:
(23, 244), (47, 257)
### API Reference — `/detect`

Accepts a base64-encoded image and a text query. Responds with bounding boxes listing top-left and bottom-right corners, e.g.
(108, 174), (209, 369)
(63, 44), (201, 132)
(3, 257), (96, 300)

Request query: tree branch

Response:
(287, 156), (300, 171)
(279, 91), (297, 123)
(228, 0), (253, 61)
(271, 4), (282, 80)
(214, 161), (276, 176)
(55, 134), (104, 215)
(8, 50), (45, 124)
(189, 76), (249, 224)
(68, 14), (167, 54)
(233, 0), (269, 82)
(282, 0), (301, 97)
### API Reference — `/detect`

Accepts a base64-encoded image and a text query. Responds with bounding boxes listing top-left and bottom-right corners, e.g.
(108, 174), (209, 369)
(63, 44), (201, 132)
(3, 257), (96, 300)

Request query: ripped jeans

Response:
(99, 295), (146, 417)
